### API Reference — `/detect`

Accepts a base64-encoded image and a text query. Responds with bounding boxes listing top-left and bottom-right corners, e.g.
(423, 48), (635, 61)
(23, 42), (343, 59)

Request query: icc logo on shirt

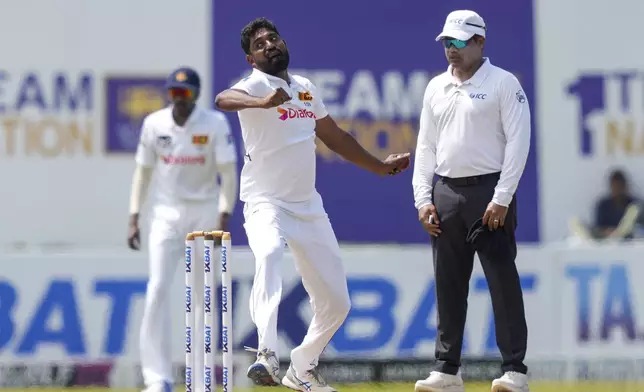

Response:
(277, 107), (315, 121)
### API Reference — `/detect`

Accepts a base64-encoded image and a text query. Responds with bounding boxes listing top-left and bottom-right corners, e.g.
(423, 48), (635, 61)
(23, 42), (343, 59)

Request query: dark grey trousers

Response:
(432, 172), (528, 375)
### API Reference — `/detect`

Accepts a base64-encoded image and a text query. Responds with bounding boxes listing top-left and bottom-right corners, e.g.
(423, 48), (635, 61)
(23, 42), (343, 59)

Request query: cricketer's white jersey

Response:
(231, 68), (328, 204)
(135, 106), (237, 204)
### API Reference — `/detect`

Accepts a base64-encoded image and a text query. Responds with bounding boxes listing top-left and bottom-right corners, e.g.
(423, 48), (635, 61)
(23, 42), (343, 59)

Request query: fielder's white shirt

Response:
(231, 68), (328, 204)
(135, 106), (237, 204)
(412, 58), (531, 208)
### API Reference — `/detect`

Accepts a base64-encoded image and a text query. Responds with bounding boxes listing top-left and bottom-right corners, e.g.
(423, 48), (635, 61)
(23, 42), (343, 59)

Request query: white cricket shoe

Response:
(281, 364), (337, 392)
(141, 381), (172, 392)
(245, 346), (281, 386)
(491, 371), (530, 392)
(414, 371), (465, 392)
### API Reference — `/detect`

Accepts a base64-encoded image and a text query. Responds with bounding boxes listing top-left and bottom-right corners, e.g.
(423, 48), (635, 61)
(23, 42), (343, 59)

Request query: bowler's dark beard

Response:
(260, 51), (290, 76)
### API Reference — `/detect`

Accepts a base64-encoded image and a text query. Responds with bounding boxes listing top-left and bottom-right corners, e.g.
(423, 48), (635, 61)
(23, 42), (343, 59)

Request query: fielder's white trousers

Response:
(244, 193), (351, 375)
(140, 201), (219, 391)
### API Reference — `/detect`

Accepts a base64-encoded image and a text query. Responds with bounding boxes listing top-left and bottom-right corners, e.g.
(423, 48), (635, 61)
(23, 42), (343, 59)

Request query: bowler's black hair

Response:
(241, 17), (280, 55)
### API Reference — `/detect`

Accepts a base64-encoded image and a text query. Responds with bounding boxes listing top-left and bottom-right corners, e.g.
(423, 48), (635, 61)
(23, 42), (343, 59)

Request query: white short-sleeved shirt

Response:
(231, 68), (328, 204)
(412, 58), (531, 208)
(135, 106), (237, 204)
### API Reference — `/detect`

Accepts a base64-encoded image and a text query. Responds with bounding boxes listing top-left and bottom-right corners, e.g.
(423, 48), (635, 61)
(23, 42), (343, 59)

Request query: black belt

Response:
(440, 172), (500, 186)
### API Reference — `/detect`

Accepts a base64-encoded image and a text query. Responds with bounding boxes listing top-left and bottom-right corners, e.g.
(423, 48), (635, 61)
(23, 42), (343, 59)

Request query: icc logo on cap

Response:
(176, 72), (187, 82)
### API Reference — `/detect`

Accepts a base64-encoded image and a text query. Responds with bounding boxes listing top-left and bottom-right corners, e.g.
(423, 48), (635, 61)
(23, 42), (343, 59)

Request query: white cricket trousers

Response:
(243, 193), (351, 375)
(140, 201), (219, 391)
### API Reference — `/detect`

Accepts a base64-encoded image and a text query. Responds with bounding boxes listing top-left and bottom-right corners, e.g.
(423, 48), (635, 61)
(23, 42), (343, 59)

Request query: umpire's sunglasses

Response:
(442, 38), (469, 49)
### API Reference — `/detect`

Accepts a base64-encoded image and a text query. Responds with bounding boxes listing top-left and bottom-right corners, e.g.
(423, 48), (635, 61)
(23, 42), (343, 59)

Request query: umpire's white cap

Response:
(436, 10), (487, 41)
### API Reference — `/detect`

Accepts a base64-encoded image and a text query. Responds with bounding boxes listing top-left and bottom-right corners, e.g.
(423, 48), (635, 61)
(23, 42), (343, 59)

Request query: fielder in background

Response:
(215, 17), (410, 392)
(127, 67), (239, 392)
(412, 10), (531, 392)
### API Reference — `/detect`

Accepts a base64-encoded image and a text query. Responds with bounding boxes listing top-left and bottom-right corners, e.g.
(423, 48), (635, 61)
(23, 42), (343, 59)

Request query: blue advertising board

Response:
(212, 1), (538, 244)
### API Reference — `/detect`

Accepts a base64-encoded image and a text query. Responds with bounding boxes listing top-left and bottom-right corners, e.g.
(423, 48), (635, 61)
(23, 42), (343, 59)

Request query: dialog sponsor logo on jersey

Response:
(104, 76), (169, 154)
(277, 106), (315, 121)
(160, 155), (206, 165)
(0, 70), (95, 158)
(568, 70), (644, 157)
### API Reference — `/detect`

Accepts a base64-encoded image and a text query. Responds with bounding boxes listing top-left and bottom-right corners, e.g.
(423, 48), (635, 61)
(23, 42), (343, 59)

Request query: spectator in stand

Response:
(592, 169), (641, 240)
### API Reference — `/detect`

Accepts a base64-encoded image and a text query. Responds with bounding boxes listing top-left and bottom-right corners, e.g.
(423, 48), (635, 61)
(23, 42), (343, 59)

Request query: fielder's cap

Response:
(166, 67), (201, 91)
(436, 10), (486, 41)
(466, 218), (487, 246)
(465, 217), (514, 257)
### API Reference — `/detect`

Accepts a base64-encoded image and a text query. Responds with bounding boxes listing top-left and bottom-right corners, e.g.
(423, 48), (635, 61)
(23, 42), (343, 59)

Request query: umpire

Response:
(412, 10), (531, 392)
